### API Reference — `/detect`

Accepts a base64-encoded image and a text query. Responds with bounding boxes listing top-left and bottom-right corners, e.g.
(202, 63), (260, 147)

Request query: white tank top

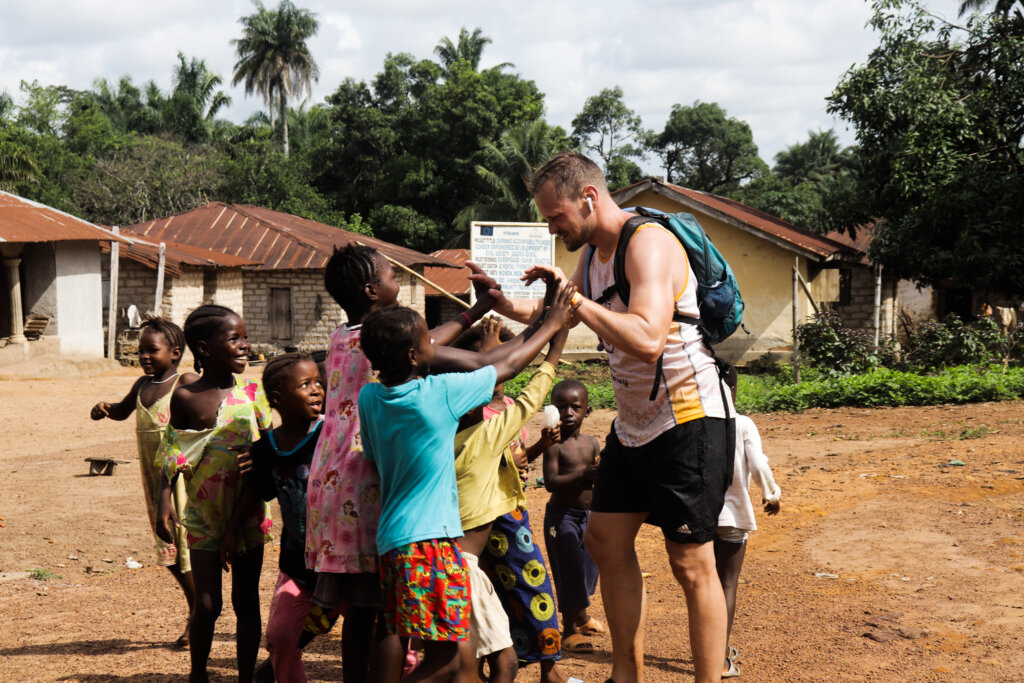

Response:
(588, 223), (731, 447)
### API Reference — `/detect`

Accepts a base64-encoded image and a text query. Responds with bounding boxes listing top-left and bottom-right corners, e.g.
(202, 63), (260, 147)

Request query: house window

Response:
(270, 287), (292, 340)
(838, 269), (852, 307)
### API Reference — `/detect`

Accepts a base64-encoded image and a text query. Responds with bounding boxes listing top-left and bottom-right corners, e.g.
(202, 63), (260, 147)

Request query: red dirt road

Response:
(1, 366), (1022, 681)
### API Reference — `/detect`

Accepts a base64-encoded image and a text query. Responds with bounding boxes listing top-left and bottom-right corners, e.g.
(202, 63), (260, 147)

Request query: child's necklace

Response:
(150, 372), (179, 384)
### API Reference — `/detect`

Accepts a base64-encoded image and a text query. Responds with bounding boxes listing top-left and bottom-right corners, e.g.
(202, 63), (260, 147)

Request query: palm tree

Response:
(232, 0), (319, 157)
(166, 53), (231, 143)
(435, 27), (510, 76)
(958, 0), (1020, 17)
(454, 120), (561, 234)
(774, 129), (844, 184)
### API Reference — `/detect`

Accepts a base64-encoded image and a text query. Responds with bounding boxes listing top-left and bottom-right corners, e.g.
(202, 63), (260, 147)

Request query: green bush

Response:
(797, 311), (877, 374)
(740, 365), (1024, 413)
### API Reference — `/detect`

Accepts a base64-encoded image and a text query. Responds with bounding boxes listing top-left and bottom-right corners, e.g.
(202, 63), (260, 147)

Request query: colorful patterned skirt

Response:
(479, 506), (561, 663)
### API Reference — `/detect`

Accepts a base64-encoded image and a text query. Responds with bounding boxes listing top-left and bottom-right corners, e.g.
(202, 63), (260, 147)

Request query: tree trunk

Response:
(280, 92), (289, 158)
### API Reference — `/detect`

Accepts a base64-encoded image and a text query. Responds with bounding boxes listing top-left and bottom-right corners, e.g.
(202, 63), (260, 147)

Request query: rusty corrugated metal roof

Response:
(612, 179), (855, 261)
(824, 224), (876, 266)
(123, 202), (453, 270)
(0, 191), (127, 244)
(100, 233), (261, 278)
(424, 249), (471, 297)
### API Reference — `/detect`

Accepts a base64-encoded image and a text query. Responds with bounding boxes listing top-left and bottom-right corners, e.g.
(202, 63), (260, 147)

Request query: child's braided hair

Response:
(261, 352), (314, 408)
(359, 305), (421, 377)
(139, 315), (186, 355)
(183, 304), (239, 374)
(324, 244), (381, 318)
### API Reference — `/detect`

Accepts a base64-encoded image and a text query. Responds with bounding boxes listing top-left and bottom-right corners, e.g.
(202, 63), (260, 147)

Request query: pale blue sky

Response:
(0, 0), (965, 168)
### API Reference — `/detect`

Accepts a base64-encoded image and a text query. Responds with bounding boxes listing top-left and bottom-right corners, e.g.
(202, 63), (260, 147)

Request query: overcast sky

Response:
(1, 0), (964, 168)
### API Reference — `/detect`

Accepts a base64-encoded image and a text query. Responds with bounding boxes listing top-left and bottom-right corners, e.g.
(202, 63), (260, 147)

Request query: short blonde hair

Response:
(528, 151), (606, 199)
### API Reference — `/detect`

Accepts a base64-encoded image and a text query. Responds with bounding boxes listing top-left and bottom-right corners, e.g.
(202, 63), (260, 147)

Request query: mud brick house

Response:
(0, 191), (125, 361)
(106, 203), (452, 354)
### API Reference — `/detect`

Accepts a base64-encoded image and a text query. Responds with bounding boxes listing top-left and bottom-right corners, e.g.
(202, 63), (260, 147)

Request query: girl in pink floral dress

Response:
(305, 245), (502, 682)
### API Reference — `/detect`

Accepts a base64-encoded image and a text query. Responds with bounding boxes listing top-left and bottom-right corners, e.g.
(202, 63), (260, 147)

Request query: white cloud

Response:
(0, 0), (966, 164)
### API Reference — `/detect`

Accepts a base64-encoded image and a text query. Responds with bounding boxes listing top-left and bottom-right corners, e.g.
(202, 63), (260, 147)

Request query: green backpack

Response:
(583, 207), (745, 399)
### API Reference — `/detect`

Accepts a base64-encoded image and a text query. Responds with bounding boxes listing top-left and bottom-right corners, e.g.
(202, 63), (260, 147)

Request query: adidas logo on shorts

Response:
(675, 524), (691, 535)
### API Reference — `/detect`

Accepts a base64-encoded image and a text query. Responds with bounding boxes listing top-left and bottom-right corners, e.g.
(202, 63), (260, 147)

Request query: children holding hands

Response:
(357, 277), (578, 683)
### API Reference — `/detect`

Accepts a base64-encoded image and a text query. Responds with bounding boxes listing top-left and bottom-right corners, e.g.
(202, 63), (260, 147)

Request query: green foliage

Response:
(28, 568), (60, 581)
(902, 315), (1007, 370)
(504, 361), (616, 410)
(369, 205), (440, 253)
(652, 101), (767, 194)
(232, 0), (320, 157)
(827, 1), (1024, 297)
(571, 86), (650, 180)
(737, 365), (1024, 413)
(797, 311), (878, 375)
(69, 134), (226, 226)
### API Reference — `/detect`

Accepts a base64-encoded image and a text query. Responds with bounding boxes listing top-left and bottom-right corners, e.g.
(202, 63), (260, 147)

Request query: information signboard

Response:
(469, 222), (553, 303)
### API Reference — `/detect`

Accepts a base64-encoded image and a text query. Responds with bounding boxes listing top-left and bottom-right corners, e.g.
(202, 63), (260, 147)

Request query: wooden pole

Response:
(107, 227), (120, 360)
(795, 270), (820, 315)
(793, 256), (800, 383)
(154, 242), (166, 317)
(873, 263), (883, 347)
(354, 241), (470, 309)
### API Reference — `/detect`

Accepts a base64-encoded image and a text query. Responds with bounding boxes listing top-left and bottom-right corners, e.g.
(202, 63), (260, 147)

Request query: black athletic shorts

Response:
(591, 417), (734, 544)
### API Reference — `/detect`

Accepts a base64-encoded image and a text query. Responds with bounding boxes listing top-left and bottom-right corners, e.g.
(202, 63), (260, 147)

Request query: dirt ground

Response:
(1, 364), (1023, 682)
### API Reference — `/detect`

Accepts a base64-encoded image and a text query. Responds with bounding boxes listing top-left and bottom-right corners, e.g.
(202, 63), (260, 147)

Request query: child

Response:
(222, 353), (325, 682)
(542, 380), (602, 654)
(357, 283), (576, 683)
(156, 304), (272, 683)
(304, 244), (505, 683)
(452, 317), (570, 683)
(90, 317), (198, 646)
(462, 322), (572, 683)
(715, 366), (781, 679)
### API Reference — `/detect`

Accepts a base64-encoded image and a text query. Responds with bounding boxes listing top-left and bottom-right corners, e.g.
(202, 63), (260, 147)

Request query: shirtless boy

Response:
(542, 380), (604, 653)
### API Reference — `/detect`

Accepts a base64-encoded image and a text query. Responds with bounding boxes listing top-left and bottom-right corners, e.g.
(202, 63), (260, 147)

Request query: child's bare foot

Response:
(175, 618), (191, 647)
(540, 660), (570, 683)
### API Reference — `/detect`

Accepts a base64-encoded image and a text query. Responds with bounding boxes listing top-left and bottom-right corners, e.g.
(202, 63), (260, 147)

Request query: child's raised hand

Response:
(480, 316), (502, 352)
(90, 402), (111, 420)
(540, 425), (561, 449)
(763, 499), (780, 515)
(545, 281), (578, 329)
(235, 445), (254, 477)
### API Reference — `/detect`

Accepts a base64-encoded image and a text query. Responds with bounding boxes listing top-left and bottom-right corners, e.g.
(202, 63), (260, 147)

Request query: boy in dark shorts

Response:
(542, 380), (604, 654)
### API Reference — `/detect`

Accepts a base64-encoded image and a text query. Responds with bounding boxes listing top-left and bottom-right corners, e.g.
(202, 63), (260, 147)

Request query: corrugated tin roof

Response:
(824, 224), (876, 266)
(424, 249), (471, 297)
(612, 179), (854, 261)
(0, 191), (128, 244)
(100, 233), (261, 278)
(123, 202), (452, 270)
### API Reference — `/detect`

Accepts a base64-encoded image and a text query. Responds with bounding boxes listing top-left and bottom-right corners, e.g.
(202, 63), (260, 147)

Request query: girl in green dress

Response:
(90, 317), (197, 646)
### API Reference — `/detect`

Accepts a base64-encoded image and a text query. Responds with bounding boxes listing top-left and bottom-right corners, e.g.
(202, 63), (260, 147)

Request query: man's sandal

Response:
(562, 633), (597, 654)
(722, 656), (742, 679)
(576, 617), (607, 635)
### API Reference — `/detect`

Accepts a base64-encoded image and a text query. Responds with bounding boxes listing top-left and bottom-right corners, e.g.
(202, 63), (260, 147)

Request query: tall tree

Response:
(166, 53), (231, 143)
(232, 0), (320, 157)
(828, 0), (1024, 297)
(455, 120), (569, 230)
(434, 27), (510, 75)
(652, 101), (766, 193)
(571, 86), (649, 174)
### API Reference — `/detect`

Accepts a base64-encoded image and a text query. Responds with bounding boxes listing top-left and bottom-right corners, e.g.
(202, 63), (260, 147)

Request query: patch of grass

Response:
(28, 568), (60, 581)
(919, 422), (994, 441)
(505, 359), (615, 409)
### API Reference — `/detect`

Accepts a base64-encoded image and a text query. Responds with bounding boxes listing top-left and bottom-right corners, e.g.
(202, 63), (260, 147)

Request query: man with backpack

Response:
(480, 152), (734, 683)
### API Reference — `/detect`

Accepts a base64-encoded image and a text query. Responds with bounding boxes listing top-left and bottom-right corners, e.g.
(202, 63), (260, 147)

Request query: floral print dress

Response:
(136, 375), (190, 570)
(305, 324), (381, 574)
(162, 376), (273, 553)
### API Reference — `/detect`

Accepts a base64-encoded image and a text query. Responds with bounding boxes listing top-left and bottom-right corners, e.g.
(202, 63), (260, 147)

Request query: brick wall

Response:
(242, 268), (424, 354)
(833, 266), (898, 339)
